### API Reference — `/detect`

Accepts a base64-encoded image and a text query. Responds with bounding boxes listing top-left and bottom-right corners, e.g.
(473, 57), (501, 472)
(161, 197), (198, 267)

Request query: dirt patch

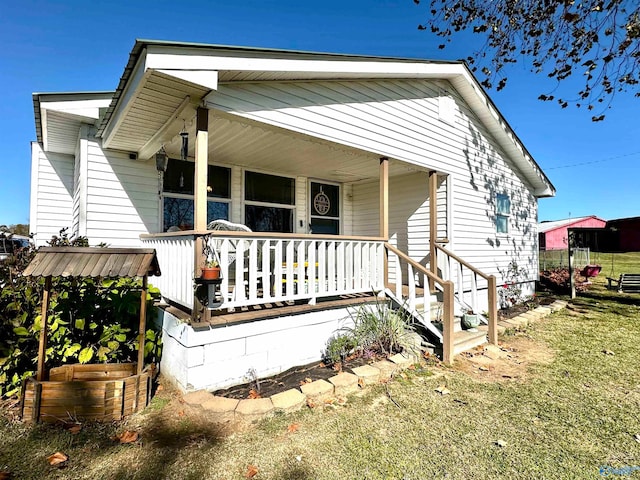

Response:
(453, 333), (555, 382)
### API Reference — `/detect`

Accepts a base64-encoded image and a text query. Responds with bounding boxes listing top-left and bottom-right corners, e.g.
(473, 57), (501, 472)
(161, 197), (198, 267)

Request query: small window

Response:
(496, 194), (510, 234)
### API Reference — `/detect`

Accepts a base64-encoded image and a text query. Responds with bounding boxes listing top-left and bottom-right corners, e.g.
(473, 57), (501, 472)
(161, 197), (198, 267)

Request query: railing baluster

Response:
(248, 239), (258, 300)
(284, 240), (294, 297)
(317, 241), (326, 294)
(407, 263), (416, 309)
(345, 242), (353, 292)
(261, 239), (271, 300)
(353, 242), (362, 290)
(296, 240), (306, 296)
(394, 251), (402, 300)
(327, 242), (336, 293)
(336, 241), (345, 292)
(307, 240), (316, 300)
(274, 240), (283, 298)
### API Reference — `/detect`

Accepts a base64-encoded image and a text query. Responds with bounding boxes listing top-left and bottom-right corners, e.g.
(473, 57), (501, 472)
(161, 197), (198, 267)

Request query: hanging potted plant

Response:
(200, 235), (221, 280)
(201, 258), (220, 280)
(462, 309), (480, 331)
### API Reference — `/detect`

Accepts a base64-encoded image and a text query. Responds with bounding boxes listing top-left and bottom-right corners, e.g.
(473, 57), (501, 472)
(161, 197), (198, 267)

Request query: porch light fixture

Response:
(155, 146), (168, 172)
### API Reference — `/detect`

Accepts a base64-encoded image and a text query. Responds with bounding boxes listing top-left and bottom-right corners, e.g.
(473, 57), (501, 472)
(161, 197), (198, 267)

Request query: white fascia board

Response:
(41, 107), (49, 152)
(101, 49), (151, 150)
(40, 99), (111, 120)
(145, 47), (464, 79)
(156, 69), (218, 90)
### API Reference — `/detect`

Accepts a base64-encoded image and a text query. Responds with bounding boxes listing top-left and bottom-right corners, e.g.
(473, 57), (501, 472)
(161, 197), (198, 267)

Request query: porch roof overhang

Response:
(33, 92), (114, 155)
(81, 39), (552, 194)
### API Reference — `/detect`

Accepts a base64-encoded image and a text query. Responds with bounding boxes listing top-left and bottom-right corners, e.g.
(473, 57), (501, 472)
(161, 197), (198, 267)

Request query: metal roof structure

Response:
(22, 247), (161, 278)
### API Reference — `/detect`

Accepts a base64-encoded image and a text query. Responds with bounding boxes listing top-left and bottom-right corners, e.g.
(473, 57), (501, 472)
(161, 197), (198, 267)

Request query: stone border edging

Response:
(496, 299), (567, 334)
(181, 352), (417, 422)
(181, 299), (569, 422)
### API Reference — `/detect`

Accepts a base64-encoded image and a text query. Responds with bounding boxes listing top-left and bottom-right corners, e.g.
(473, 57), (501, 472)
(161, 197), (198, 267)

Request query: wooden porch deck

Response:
(161, 292), (379, 329)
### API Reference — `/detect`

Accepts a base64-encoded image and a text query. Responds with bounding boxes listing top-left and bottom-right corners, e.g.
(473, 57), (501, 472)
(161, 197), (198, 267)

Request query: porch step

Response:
(453, 325), (488, 356)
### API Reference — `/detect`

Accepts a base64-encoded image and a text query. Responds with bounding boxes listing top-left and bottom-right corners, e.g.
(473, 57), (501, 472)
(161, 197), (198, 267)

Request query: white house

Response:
(29, 39), (555, 392)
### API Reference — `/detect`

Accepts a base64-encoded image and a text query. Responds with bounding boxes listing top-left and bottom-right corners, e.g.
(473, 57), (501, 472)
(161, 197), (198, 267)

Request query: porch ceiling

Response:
(104, 71), (420, 182)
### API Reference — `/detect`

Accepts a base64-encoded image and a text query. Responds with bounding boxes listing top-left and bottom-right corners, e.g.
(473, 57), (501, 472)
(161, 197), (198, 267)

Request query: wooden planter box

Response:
(20, 363), (154, 423)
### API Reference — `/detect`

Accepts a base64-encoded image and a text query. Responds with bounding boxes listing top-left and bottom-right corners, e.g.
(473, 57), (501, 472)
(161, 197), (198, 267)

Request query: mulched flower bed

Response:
(212, 294), (559, 401)
(211, 356), (376, 400)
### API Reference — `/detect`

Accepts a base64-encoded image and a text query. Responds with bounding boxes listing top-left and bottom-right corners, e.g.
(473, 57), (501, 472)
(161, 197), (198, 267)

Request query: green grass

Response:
(2, 282), (640, 479)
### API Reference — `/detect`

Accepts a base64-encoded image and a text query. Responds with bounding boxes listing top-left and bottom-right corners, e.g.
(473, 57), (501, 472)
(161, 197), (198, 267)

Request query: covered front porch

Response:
(96, 56), (498, 389)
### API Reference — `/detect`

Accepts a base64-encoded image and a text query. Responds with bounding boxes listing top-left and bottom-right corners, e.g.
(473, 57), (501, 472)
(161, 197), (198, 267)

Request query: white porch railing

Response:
(435, 244), (498, 345)
(141, 232), (386, 311)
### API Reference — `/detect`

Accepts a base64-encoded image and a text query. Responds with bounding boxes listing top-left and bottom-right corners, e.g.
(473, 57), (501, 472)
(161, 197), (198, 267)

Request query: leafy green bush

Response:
(0, 231), (162, 398)
(324, 334), (358, 365)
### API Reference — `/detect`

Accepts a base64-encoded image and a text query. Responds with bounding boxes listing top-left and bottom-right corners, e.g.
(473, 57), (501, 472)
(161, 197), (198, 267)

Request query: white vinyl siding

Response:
(29, 142), (74, 247)
(82, 134), (159, 247)
(209, 78), (538, 283)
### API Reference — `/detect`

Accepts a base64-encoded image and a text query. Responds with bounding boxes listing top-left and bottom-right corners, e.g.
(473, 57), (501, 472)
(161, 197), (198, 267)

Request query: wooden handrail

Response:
(141, 231), (386, 242)
(435, 244), (491, 280)
(384, 243), (448, 287)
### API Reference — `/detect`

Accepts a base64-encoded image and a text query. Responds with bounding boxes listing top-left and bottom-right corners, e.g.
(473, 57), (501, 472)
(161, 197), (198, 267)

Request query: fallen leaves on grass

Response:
(47, 452), (68, 466)
(435, 385), (450, 395)
(65, 423), (82, 435)
(248, 389), (261, 399)
(0, 470), (10, 479)
(115, 430), (139, 444)
(287, 423), (300, 434)
(358, 378), (365, 388)
(244, 465), (259, 478)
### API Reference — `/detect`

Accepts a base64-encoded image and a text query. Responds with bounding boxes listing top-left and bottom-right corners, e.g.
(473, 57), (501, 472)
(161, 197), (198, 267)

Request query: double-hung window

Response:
(162, 158), (231, 231)
(244, 171), (295, 233)
(496, 193), (511, 234)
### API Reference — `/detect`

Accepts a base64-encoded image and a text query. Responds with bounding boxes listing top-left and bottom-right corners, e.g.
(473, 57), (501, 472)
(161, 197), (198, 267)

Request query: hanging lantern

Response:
(155, 146), (168, 172)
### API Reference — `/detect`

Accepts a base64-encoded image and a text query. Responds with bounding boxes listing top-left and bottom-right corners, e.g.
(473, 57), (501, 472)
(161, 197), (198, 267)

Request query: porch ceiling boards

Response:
(102, 70), (209, 154)
(102, 69), (422, 183)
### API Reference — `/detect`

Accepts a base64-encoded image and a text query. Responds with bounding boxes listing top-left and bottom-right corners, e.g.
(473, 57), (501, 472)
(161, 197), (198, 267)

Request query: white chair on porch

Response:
(206, 220), (259, 302)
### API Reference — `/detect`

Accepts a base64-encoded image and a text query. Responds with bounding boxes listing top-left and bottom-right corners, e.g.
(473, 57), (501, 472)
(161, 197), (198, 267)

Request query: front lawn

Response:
(2, 283), (640, 479)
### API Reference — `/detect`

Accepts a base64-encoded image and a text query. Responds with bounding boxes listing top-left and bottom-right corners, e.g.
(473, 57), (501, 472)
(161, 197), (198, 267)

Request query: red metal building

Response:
(539, 216), (607, 251)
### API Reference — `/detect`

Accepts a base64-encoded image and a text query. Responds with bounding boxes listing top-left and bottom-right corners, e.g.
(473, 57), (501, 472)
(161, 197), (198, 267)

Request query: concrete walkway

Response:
(181, 299), (568, 423)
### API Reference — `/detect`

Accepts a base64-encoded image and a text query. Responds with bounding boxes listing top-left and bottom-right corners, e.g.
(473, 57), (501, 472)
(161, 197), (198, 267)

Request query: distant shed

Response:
(538, 216), (607, 251)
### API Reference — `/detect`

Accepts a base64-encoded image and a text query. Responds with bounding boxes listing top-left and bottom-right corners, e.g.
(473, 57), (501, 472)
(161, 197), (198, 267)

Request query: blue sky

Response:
(2, 0), (638, 227)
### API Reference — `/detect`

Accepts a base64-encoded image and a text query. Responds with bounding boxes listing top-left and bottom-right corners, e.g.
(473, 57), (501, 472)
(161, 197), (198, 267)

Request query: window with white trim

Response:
(244, 171), (295, 233)
(496, 193), (510, 234)
(162, 159), (230, 231)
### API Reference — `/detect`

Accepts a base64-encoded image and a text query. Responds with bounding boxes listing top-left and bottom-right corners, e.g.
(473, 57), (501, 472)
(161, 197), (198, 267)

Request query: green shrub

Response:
(324, 334), (358, 365)
(323, 299), (418, 366)
(0, 230), (162, 398)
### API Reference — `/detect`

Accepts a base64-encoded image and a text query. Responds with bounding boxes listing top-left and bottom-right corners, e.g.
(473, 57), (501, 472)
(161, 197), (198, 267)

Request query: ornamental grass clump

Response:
(323, 299), (418, 367)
